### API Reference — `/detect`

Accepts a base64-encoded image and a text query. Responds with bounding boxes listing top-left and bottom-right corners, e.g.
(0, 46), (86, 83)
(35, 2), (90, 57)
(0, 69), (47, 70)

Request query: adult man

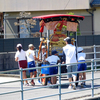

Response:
(62, 37), (77, 89)
(26, 44), (38, 86)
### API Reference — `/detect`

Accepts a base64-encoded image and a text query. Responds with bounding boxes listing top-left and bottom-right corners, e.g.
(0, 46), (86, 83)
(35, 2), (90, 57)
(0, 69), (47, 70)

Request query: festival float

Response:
(32, 14), (85, 85)
(33, 14), (84, 56)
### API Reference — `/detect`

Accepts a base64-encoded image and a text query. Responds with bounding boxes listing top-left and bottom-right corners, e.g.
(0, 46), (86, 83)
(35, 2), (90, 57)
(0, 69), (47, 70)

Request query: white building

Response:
(0, 0), (100, 38)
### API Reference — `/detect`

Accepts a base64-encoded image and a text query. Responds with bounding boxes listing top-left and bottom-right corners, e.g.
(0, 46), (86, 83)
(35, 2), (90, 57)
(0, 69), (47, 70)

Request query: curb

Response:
(85, 96), (100, 100)
(0, 74), (20, 78)
(68, 93), (100, 100)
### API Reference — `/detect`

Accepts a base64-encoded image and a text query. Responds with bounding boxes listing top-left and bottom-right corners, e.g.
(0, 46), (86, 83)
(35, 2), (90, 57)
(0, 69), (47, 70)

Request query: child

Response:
(45, 50), (60, 85)
(15, 44), (29, 86)
(77, 47), (87, 87)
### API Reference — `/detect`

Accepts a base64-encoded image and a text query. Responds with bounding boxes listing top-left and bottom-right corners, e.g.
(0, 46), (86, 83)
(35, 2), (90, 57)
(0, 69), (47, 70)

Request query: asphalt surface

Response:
(0, 71), (100, 100)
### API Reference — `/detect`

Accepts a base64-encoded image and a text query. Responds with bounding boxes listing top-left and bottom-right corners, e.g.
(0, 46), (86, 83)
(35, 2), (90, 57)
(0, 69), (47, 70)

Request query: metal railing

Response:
(82, 45), (100, 70)
(0, 59), (100, 100)
(35, 45), (100, 69)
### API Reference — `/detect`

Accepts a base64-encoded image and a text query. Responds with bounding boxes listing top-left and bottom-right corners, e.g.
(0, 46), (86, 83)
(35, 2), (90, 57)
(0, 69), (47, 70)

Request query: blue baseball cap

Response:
(52, 50), (58, 55)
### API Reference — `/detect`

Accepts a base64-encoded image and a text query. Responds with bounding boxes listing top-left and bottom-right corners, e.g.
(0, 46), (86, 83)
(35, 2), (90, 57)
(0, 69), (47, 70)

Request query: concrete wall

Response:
(94, 7), (100, 35)
(1, 1), (100, 38)
(0, 0), (90, 12)
(0, 52), (18, 71)
(0, 0), (100, 37)
(0, 52), (29, 75)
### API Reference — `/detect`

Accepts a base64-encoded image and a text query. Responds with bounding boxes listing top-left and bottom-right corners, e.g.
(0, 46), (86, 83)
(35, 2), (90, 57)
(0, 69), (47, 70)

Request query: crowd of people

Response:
(15, 37), (87, 89)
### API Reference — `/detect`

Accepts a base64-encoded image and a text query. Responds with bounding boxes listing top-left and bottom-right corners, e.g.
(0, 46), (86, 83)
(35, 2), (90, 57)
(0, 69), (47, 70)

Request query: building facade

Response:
(0, 0), (100, 38)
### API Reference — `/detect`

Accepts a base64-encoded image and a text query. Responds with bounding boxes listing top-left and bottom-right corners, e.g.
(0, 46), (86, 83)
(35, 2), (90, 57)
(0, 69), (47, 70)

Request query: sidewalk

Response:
(0, 71), (100, 100)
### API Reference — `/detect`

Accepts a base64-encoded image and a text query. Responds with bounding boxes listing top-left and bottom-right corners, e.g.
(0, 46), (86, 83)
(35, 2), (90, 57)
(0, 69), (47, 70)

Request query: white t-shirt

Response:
(15, 49), (26, 61)
(45, 55), (60, 65)
(77, 52), (86, 61)
(63, 44), (77, 64)
(26, 49), (35, 62)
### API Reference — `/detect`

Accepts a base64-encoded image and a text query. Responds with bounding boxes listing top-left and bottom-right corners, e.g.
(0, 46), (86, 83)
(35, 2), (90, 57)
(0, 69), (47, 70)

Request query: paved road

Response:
(0, 71), (100, 100)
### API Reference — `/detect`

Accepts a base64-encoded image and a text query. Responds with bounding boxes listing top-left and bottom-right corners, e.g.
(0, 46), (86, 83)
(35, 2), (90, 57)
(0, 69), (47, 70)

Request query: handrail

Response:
(0, 59), (100, 100)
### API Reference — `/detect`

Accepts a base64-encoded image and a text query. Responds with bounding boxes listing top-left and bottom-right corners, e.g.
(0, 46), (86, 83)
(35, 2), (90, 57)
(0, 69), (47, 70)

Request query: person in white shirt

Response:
(39, 45), (47, 63)
(38, 45), (47, 83)
(45, 50), (60, 84)
(62, 37), (77, 90)
(26, 44), (39, 86)
(77, 47), (87, 87)
(15, 44), (29, 86)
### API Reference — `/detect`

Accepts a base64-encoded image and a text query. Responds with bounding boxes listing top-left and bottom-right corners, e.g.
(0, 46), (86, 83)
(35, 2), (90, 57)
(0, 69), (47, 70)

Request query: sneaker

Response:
(30, 82), (35, 86)
(48, 81), (51, 85)
(48, 84), (53, 88)
(73, 85), (76, 90)
(81, 83), (83, 88)
(68, 86), (73, 89)
(38, 80), (41, 84)
(83, 84), (86, 88)
(51, 86), (58, 88)
(24, 83), (29, 86)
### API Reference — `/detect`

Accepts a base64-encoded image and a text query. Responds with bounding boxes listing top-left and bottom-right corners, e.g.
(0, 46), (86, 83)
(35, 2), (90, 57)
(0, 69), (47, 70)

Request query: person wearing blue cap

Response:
(45, 50), (60, 85)
(62, 37), (77, 90)
(77, 47), (87, 87)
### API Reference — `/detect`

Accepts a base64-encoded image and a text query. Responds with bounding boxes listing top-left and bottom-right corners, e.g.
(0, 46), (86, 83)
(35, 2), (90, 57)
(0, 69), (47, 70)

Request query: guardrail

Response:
(0, 59), (100, 100)
(0, 45), (100, 72)
(82, 45), (100, 70)
(35, 45), (100, 69)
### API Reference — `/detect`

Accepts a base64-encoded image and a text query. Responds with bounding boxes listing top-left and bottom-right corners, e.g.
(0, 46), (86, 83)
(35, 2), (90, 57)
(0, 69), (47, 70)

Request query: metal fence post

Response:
(36, 62), (39, 81)
(58, 63), (61, 100)
(20, 68), (24, 100)
(93, 45), (97, 71)
(35, 49), (39, 81)
(35, 49), (38, 58)
(91, 59), (94, 97)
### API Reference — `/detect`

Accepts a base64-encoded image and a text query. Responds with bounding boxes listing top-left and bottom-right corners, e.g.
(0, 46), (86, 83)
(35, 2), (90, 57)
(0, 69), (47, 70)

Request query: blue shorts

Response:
(28, 61), (36, 73)
(49, 66), (58, 75)
(78, 60), (87, 71)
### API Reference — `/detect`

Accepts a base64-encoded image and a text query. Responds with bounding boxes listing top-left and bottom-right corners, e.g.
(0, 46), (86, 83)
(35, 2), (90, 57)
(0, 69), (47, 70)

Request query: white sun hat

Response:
(78, 47), (83, 52)
(42, 45), (46, 49)
(28, 44), (35, 48)
(64, 37), (71, 41)
(16, 44), (22, 47)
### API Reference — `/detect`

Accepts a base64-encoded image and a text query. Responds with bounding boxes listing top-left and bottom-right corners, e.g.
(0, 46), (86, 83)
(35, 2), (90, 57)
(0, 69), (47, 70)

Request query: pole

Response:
(35, 49), (38, 58)
(29, 24), (31, 38)
(40, 32), (42, 60)
(58, 63), (61, 100)
(93, 45), (97, 71)
(4, 13), (6, 39)
(20, 68), (24, 100)
(75, 32), (78, 60)
(91, 59), (94, 97)
(36, 62), (39, 81)
(47, 30), (50, 56)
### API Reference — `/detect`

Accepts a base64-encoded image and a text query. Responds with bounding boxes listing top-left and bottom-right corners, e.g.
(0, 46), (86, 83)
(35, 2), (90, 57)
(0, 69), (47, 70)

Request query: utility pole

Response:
(4, 13), (9, 39)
